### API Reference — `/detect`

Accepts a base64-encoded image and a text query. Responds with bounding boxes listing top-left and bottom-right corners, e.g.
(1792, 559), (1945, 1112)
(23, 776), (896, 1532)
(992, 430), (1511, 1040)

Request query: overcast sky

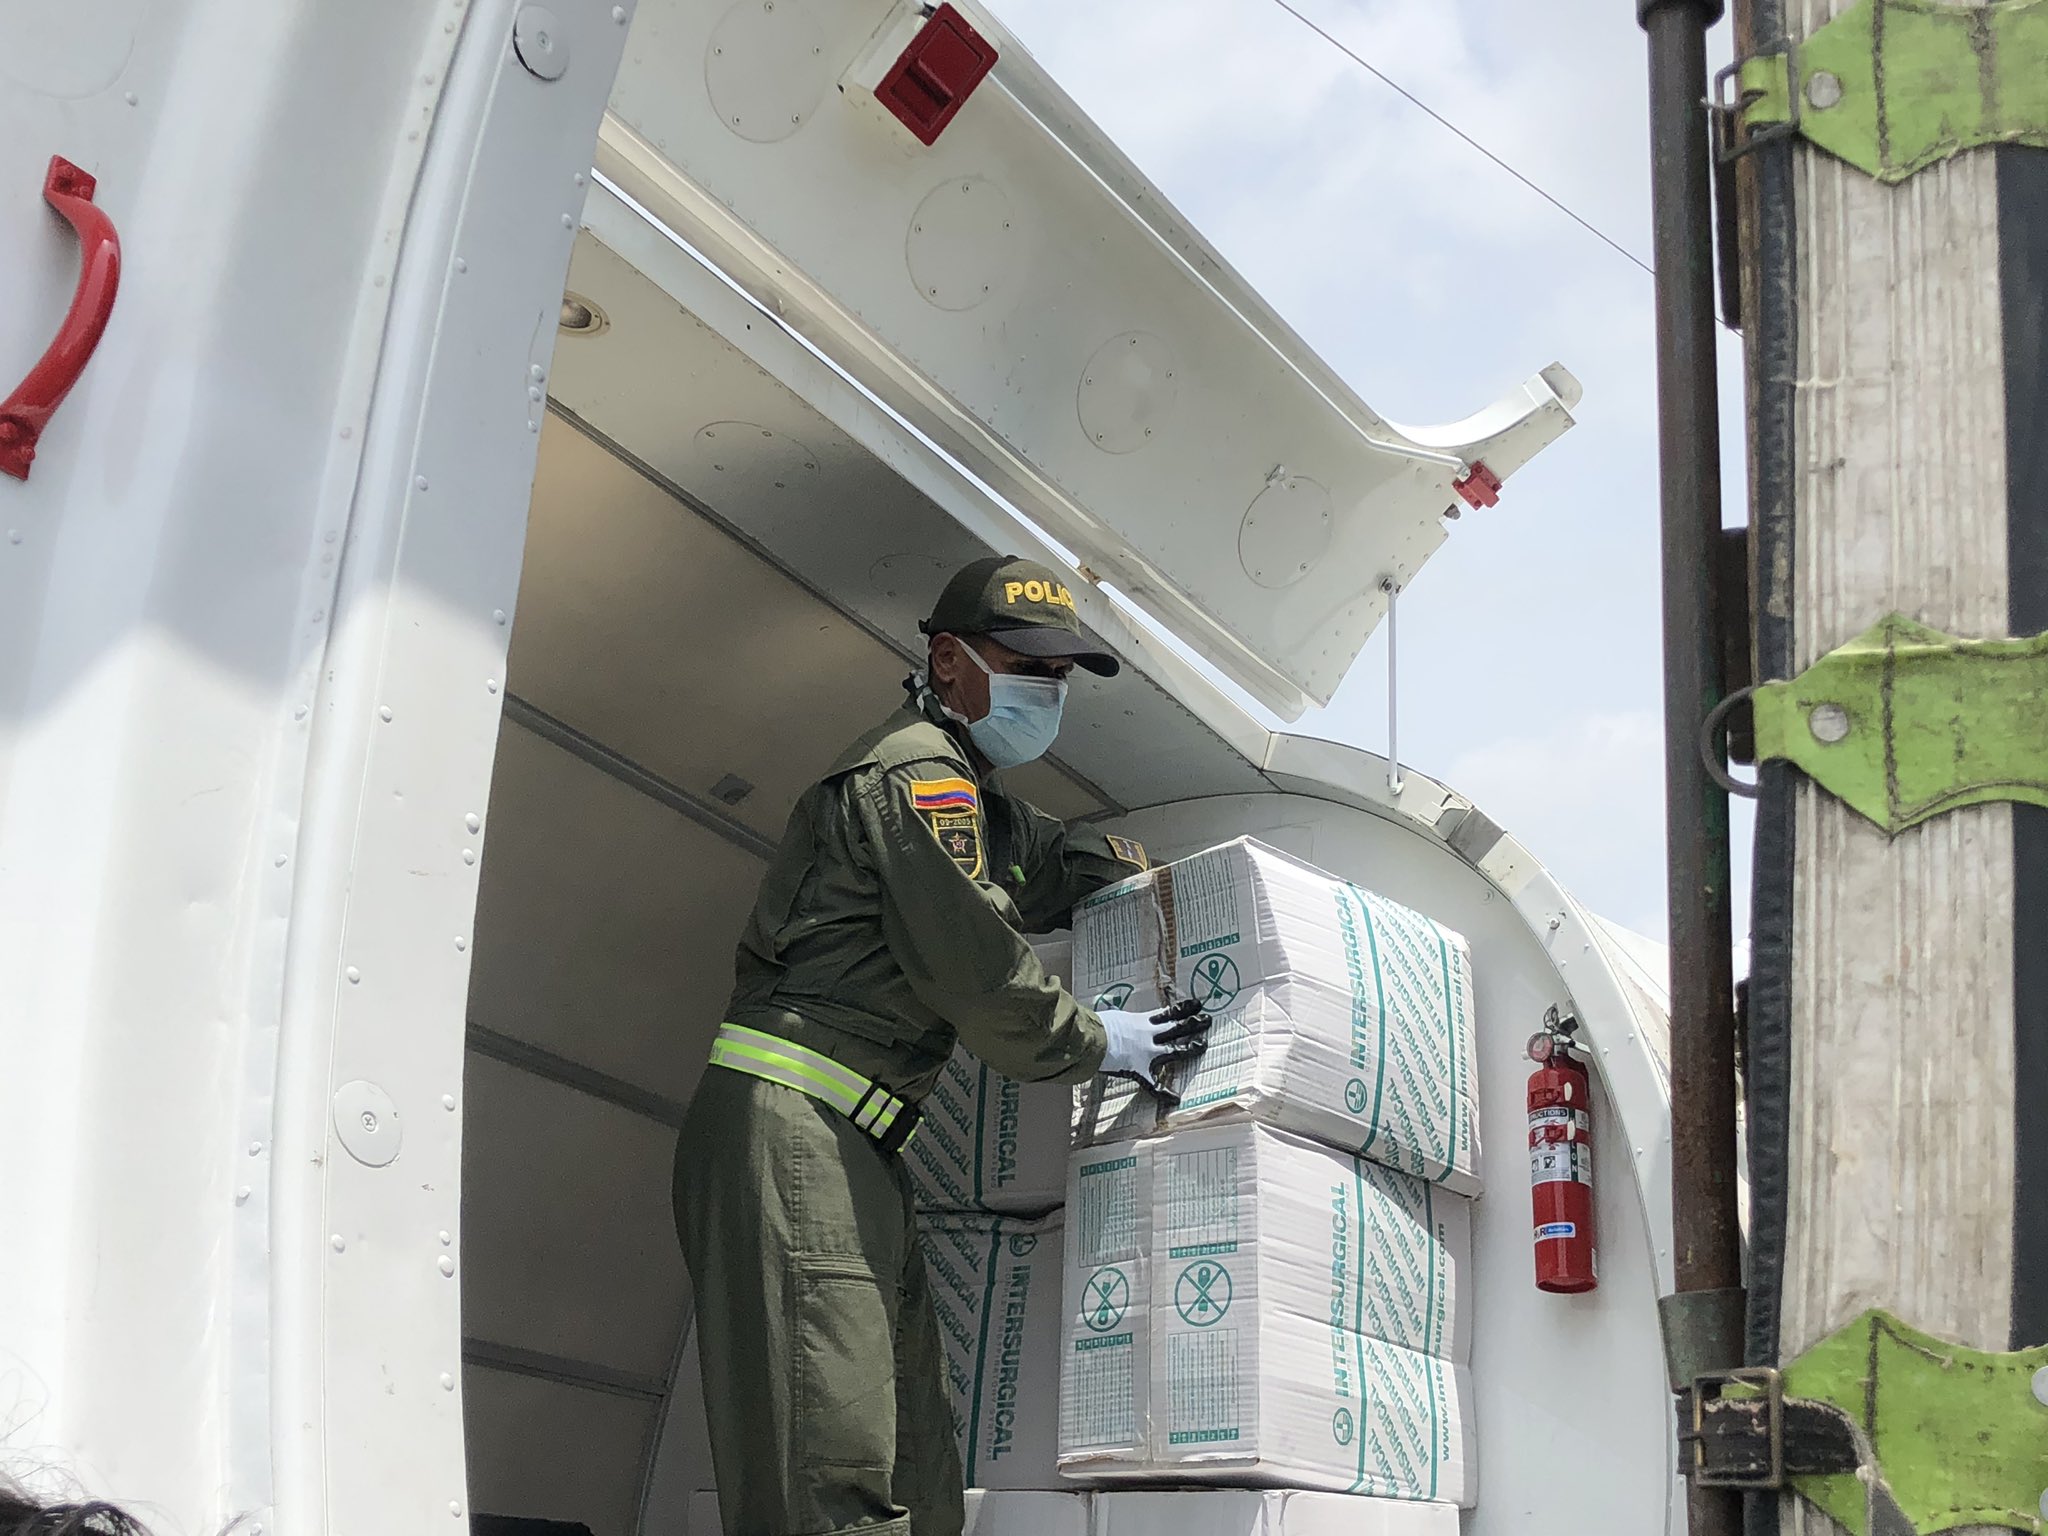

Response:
(997, 0), (1752, 943)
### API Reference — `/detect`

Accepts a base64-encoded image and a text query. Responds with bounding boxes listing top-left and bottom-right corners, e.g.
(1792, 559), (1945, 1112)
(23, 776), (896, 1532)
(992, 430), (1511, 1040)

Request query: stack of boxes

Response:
(1059, 838), (1482, 1516)
(908, 936), (1080, 1498)
(907, 836), (1484, 1532)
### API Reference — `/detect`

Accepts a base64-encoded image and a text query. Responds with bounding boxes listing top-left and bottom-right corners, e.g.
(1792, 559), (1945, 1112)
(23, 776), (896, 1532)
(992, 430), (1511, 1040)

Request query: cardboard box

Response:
(688, 1482), (1089, 1531)
(1091, 1490), (1457, 1535)
(969, 1490), (1090, 1535)
(1057, 1122), (1474, 1504)
(920, 1211), (1066, 1488)
(909, 1049), (1073, 1214)
(689, 1485), (1086, 1531)
(908, 937), (1077, 1214)
(1072, 838), (1481, 1197)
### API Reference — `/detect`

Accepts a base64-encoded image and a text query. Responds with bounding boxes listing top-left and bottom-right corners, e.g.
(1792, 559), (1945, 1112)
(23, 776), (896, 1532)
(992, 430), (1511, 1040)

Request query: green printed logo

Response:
(1345, 1078), (1369, 1115)
(1093, 983), (1135, 1010)
(1174, 1259), (1232, 1327)
(1190, 954), (1240, 1009)
(1009, 1234), (1039, 1258)
(1083, 1266), (1130, 1332)
(1332, 1407), (1355, 1446)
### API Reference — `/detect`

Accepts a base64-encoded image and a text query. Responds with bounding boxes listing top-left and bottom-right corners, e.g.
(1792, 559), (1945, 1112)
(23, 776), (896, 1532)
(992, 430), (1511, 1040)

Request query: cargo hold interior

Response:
(456, 220), (1679, 1536)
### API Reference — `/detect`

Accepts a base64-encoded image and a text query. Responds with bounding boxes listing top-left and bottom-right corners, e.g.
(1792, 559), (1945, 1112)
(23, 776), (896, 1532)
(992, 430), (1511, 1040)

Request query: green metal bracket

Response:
(1732, 0), (2048, 182)
(1772, 1311), (2048, 1534)
(1749, 614), (2048, 835)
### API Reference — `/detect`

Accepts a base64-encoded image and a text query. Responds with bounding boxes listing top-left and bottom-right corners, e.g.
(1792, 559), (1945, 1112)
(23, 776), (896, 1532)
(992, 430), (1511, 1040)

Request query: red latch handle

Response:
(906, 58), (958, 109)
(1452, 461), (1502, 510)
(1, 157), (121, 482)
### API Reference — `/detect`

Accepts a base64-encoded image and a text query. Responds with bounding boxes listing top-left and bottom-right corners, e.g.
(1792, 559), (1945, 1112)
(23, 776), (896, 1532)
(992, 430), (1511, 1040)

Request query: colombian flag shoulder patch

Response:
(909, 777), (979, 813)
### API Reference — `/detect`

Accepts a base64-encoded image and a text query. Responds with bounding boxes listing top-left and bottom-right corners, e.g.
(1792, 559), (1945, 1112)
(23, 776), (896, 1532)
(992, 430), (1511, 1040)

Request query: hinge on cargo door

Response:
(1719, 613), (2048, 834)
(1712, 0), (2048, 182)
(1677, 1310), (2048, 1536)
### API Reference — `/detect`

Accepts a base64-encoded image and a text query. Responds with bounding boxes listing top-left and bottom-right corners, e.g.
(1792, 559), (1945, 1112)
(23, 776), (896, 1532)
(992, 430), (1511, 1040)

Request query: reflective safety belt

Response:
(708, 1023), (922, 1154)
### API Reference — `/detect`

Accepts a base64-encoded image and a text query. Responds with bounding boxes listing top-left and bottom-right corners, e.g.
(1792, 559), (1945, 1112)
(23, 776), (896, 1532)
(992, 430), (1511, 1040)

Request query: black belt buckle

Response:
(1683, 1367), (1784, 1488)
(874, 1098), (921, 1156)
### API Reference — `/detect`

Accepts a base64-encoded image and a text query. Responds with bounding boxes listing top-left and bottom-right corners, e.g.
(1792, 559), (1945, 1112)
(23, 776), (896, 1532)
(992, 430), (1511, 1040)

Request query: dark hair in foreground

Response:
(0, 1485), (155, 1536)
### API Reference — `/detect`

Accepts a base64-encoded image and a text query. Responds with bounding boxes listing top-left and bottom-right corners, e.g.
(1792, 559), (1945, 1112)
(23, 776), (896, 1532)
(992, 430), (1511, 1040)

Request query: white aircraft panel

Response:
(461, 1054), (689, 1380)
(602, 0), (1578, 713)
(470, 723), (752, 1106)
(464, 1365), (655, 1536)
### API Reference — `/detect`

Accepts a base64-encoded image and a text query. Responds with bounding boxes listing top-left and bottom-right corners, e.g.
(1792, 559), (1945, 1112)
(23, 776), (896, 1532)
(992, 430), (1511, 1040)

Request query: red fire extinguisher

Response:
(1527, 1006), (1597, 1293)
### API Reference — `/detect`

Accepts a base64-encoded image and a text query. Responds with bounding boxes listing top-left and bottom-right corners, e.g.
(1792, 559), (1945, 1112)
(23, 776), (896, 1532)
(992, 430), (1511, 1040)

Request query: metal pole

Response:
(1382, 576), (1404, 796)
(1638, 1), (1744, 1533)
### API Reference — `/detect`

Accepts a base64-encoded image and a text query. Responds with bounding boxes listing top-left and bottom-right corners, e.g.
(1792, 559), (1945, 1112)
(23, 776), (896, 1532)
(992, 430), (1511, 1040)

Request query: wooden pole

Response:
(1758, 1), (2022, 1532)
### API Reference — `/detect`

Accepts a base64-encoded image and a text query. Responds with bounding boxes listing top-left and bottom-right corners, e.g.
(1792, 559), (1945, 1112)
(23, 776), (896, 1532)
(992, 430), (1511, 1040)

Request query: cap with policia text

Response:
(919, 555), (1120, 677)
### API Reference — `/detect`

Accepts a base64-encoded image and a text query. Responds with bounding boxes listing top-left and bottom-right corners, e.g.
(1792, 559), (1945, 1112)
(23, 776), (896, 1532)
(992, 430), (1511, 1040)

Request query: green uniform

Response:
(675, 694), (1145, 1536)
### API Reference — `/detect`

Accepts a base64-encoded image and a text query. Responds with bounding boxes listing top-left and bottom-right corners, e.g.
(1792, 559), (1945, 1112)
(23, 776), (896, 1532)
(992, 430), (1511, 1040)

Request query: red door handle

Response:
(1, 157), (121, 481)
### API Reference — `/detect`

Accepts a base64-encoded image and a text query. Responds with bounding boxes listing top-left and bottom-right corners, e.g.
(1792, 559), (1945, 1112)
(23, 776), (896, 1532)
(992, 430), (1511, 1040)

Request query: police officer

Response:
(675, 555), (1213, 1536)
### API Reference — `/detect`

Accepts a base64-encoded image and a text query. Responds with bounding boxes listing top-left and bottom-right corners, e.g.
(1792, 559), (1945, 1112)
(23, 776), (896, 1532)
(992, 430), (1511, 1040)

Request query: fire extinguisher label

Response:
(1529, 1107), (1590, 1131)
(1529, 1139), (1592, 1186)
(1535, 1221), (1577, 1241)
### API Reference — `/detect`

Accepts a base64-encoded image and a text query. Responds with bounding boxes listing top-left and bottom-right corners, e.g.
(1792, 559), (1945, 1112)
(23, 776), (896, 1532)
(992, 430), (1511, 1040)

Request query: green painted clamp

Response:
(1746, 614), (2048, 835)
(1727, 0), (2048, 182)
(1691, 1311), (2048, 1535)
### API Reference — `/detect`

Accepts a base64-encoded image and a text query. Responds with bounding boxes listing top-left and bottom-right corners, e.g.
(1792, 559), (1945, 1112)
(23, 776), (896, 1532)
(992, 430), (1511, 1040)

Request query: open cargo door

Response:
(599, 0), (1580, 720)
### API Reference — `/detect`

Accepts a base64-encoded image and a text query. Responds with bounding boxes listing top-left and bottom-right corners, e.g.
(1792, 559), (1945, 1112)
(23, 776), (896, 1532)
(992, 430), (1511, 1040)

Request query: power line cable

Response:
(1266, 0), (1659, 279)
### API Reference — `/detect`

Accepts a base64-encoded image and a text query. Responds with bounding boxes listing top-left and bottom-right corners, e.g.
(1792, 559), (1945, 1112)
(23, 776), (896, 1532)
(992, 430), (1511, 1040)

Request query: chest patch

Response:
(910, 777), (985, 879)
(1106, 834), (1149, 870)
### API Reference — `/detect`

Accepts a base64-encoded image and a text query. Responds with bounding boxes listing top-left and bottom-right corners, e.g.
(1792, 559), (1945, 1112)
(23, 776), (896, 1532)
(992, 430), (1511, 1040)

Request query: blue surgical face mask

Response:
(939, 641), (1068, 768)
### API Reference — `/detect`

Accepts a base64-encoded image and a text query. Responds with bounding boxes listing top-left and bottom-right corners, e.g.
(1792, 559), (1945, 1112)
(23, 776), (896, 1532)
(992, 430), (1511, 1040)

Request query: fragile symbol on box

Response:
(1190, 953), (1241, 1008)
(1085, 1266), (1131, 1332)
(1173, 1259), (1232, 1327)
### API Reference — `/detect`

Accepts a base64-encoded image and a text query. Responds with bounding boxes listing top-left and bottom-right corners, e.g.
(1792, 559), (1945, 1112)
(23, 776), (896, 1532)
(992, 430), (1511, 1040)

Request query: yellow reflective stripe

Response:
(710, 1038), (863, 1115)
(716, 1026), (908, 1125)
(708, 1041), (853, 1111)
(710, 1025), (911, 1137)
(718, 1024), (872, 1099)
(716, 1028), (884, 1114)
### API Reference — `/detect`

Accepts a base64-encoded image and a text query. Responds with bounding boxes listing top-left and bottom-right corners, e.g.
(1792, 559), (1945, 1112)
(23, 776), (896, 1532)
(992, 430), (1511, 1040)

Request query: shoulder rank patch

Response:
(911, 777), (984, 879)
(1106, 834), (1149, 870)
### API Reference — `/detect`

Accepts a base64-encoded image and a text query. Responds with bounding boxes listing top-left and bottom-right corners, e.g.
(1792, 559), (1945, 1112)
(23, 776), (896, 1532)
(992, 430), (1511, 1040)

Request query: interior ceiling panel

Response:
(463, 1365), (654, 1536)
(516, 405), (1114, 825)
(461, 1053), (689, 1378)
(994, 754), (1105, 825)
(513, 417), (919, 838)
(471, 722), (757, 1104)
(546, 230), (1272, 811)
